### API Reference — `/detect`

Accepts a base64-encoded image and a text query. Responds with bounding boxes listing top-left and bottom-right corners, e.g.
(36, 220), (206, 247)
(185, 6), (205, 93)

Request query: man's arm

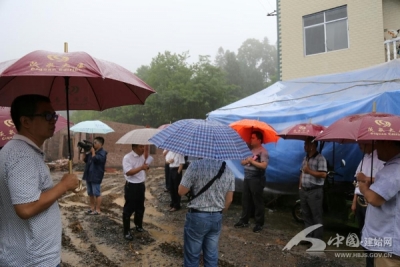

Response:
(248, 159), (267, 170)
(178, 184), (190, 196)
(223, 191), (234, 211)
(178, 164), (183, 174)
(91, 149), (106, 164)
(14, 173), (78, 219)
(299, 173), (302, 189)
(302, 162), (326, 179)
(358, 181), (385, 207)
(125, 164), (148, 176)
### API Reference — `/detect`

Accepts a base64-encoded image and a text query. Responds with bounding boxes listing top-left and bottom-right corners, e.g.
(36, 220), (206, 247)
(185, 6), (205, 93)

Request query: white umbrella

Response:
(116, 128), (161, 145)
(70, 120), (114, 134)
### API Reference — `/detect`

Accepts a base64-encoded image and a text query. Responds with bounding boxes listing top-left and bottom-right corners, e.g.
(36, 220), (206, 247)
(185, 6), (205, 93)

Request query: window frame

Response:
(303, 5), (349, 56)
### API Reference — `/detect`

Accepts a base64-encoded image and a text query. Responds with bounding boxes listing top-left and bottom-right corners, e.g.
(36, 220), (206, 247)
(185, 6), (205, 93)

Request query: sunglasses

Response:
(31, 112), (59, 122)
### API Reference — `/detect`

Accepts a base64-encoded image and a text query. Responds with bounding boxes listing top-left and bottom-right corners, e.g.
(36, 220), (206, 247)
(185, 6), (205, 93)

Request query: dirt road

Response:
(56, 168), (363, 267)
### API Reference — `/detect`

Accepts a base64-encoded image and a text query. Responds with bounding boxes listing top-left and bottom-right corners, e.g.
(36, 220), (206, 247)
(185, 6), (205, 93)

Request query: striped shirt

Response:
(181, 159), (235, 212)
(0, 135), (61, 267)
(301, 152), (327, 188)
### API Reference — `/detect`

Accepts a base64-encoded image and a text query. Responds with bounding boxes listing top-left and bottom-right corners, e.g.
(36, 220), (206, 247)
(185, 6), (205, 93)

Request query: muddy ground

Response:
(55, 168), (364, 267)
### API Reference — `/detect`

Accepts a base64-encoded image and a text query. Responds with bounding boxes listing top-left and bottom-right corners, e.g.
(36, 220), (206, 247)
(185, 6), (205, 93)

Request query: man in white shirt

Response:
(166, 151), (185, 212)
(122, 144), (149, 241)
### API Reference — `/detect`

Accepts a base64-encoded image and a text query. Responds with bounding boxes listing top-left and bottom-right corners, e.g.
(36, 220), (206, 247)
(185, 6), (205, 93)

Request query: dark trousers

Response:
(299, 188), (323, 239)
(355, 199), (374, 267)
(240, 178), (265, 226)
(165, 163), (170, 190)
(123, 182), (145, 228)
(169, 167), (182, 209)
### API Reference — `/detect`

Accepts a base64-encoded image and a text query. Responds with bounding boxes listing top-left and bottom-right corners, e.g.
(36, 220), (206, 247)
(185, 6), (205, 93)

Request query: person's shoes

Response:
(85, 209), (94, 215)
(234, 221), (249, 228)
(135, 226), (144, 232)
(253, 225), (263, 233)
(169, 207), (180, 212)
(124, 232), (133, 241)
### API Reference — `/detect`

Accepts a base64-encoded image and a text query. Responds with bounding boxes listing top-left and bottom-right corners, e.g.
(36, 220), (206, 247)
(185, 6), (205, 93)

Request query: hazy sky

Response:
(0, 0), (277, 73)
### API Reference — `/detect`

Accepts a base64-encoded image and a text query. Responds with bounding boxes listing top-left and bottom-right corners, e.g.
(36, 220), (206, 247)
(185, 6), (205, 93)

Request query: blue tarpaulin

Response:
(208, 59), (400, 187)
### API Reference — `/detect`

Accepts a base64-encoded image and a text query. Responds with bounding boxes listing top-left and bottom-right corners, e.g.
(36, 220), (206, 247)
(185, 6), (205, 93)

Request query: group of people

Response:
(294, 137), (400, 267)
(1, 94), (399, 267)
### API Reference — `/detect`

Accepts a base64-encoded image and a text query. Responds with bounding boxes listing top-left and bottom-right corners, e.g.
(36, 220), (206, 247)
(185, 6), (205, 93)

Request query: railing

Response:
(384, 37), (400, 61)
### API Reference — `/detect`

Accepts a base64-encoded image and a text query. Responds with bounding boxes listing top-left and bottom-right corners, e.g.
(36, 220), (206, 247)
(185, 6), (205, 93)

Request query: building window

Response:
(303, 5), (348, 56)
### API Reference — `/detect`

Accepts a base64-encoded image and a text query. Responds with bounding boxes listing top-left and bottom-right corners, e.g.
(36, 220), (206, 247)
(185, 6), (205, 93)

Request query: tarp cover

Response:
(208, 59), (400, 185)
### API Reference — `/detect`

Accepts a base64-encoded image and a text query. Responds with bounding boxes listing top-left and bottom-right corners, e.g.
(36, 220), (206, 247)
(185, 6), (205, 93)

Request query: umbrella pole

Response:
(65, 76), (82, 193)
(65, 76), (72, 168)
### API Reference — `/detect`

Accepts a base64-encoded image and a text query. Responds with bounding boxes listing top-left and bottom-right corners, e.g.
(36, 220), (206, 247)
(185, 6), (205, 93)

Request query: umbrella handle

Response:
(68, 160), (83, 193)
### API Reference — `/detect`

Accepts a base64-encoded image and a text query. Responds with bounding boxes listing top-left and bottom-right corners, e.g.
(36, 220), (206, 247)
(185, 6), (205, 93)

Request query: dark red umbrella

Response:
(278, 123), (326, 141)
(0, 49), (156, 191)
(0, 106), (72, 147)
(157, 123), (171, 130)
(0, 50), (155, 150)
(0, 50), (155, 110)
(316, 112), (400, 143)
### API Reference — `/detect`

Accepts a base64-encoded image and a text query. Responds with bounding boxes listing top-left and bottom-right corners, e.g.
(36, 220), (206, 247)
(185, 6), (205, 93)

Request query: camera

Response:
(77, 140), (93, 153)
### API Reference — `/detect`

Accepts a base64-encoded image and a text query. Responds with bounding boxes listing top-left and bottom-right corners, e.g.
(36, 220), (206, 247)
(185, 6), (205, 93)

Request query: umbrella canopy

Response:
(316, 112), (400, 143)
(0, 50), (155, 164)
(229, 119), (280, 144)
(0, 50), (156, 110)
(157, 123), (171, 130)
(116, 128), (161, 145)
(278, 123), (326, 141)
(149, 119), (252, 160)
(70, 120), (114, 134)
(0, 107), (71, 147)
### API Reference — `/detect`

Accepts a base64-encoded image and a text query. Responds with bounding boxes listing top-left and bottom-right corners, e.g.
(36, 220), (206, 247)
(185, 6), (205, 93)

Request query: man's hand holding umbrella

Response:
(60, 173), (80, 192)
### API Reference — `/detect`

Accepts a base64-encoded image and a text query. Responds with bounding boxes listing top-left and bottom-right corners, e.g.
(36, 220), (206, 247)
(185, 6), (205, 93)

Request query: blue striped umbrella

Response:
(149, 119), (252, 160)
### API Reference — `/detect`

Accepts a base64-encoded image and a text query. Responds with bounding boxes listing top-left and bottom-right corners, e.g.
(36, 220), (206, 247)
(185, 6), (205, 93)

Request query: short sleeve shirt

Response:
(353, 150), (385, 195)
(181, 159), (235, 212)
(123, 150), (146, 183)
(244, 146), (269, 172)
(362, 154), (400, 255)
(301, 152), (327, 187)
(0, 135), (61, 267)
(167, 151), (185, 168)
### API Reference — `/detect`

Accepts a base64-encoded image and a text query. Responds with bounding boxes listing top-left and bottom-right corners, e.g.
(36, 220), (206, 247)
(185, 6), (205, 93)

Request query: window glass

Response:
(326, 6), (347, 22)
(326, 20), (348, 51)
(304, 12), (324, 27)
(305, 25), (325, 55)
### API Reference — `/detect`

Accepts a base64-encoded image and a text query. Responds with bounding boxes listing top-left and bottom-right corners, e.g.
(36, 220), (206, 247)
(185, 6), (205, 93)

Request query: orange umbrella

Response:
(229, 119), (280, 144)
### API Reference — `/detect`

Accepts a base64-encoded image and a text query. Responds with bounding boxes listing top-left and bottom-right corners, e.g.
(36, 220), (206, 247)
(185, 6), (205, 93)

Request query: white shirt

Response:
(354, 150), (385, 195)
(123, 150), (146, 183)
(166, 151), (185, 168)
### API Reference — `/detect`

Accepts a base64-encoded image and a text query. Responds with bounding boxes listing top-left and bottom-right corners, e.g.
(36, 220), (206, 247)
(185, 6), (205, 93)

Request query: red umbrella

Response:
(157, 123), (171, 130)
(0, 49), (156, 191)
(278, 123), (326, 141)
(0, 50), (155, 110)
(0, 107), (72, 147)
(316, 112), (400, 143)
(229, 119), (279, 144)
(0, 50), (155, 151)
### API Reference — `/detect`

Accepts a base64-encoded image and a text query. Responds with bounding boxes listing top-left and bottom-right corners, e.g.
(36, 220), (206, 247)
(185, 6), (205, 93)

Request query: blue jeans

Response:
(183, 212), (222, 267)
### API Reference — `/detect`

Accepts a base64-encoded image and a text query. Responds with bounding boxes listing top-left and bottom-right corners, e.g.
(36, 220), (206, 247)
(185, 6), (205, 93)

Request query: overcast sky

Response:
(0, 0), (277, 73)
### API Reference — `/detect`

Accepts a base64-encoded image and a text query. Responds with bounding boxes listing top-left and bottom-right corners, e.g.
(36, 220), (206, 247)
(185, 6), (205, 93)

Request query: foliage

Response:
(71, 37), (277, 127)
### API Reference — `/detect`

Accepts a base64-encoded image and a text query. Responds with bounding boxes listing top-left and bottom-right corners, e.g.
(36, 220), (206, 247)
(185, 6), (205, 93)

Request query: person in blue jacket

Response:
(83, 136), (107, 215)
